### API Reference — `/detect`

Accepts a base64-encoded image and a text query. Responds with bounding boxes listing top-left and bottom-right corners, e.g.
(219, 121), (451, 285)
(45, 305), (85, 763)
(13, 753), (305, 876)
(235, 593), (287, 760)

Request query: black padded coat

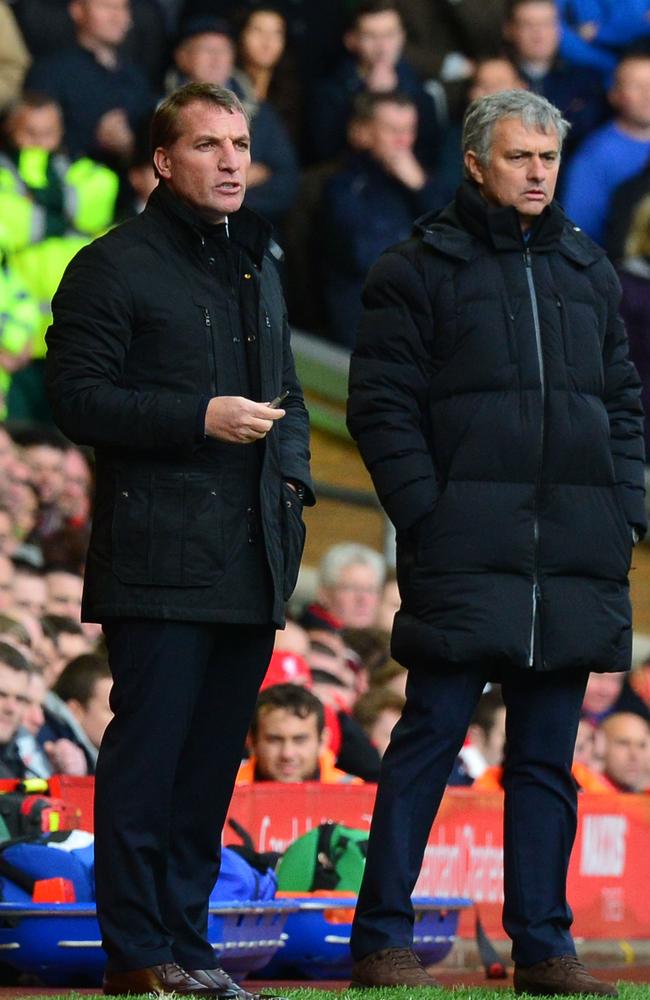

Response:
(347, 182), (646, 674)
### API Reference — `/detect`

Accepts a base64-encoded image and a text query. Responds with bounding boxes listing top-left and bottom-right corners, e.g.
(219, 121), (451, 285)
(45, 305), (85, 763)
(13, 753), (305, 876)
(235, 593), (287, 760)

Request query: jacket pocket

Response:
(112, 473), (223, 587)
(280, 483), (306, 601)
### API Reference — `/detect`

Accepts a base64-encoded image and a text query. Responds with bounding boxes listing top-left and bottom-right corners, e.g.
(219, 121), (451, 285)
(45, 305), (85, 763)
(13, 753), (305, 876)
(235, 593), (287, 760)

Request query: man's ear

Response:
(464, 149), (484, 186)
(153, 146), (171, 180)
(65, 698), (85, 724)
(343, 28), (358, 54)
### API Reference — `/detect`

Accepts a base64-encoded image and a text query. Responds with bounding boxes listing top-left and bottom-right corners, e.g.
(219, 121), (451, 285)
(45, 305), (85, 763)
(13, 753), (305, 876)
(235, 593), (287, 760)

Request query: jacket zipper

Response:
(524, 247), (544, 667)
(203, 307), (217, 394)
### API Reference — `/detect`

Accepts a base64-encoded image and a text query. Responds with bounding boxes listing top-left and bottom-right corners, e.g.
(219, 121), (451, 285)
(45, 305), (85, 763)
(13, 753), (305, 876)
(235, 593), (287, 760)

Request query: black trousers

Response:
(350, 662), (589, 967)
(95, 619), (275, 972)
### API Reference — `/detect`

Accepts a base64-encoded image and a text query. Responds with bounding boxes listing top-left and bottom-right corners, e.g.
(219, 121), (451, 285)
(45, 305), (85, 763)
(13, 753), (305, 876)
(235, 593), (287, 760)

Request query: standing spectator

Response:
(234, 5), (300, 140)
(25, 0), (155, 164)
(310, 0), (442, 168)
(562, 51), (650, 244)
(346, 89), (642, 995)
(168, 15), (299, 228)
(598, 712), (650, 792)
(320, 91), (448, 348)
(0, 2), (30, 111)
(504, 0), (607, 152)
(45, 82), (312, 995)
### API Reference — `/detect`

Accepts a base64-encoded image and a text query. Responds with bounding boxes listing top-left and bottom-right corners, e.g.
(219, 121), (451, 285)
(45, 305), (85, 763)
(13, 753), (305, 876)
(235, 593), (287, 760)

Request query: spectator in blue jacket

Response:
(556, 0), (650, 79)
(309, 0), (442, 168)
(168, 15), (299, 228)
(562, 50), (650, 245)
(319, 91), (448, 349)
(504, 0), (607, 153)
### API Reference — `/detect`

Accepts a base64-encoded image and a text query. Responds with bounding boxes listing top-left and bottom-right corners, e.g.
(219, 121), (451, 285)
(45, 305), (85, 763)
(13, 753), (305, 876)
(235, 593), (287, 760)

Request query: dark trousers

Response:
(350, 663), (588, 967)
(95, 619), (275, 972)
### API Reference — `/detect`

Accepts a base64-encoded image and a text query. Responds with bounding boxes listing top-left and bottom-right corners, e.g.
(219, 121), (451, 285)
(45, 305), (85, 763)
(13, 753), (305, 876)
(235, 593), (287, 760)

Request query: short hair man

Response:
(562, 51), (650, 244)
(237, 683), (359, 784)
(45, 82), (312, 997)
(51, 652), (113, 755)
(44, 568), (83, 621)
(346, 89), (644, 996)
(316, 542), (385, 630)
(599, 712), (650, 793)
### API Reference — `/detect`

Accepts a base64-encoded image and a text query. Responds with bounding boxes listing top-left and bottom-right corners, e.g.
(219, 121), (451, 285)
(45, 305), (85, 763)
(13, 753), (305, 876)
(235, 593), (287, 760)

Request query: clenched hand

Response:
(205, 396), (286, 444)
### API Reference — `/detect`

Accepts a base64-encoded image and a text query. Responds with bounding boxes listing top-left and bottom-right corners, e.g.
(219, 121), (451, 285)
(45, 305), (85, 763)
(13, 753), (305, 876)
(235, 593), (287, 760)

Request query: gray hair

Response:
(462, 89), (570, 175)
(318, 543), (386, 590)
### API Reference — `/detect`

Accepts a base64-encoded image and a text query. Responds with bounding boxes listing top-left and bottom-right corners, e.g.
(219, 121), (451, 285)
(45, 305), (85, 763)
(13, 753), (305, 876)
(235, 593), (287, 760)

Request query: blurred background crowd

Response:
(0, 0), (649, 791)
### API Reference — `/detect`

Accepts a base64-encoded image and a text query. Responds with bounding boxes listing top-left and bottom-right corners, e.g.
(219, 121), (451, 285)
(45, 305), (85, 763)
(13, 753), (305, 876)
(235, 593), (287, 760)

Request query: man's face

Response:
(611, 58), (650, 131)
(321, 563), (382, 629)
(12, 573), (47, 619)
(175, 32), (234, 86)
(582, 671), (624, 715)
(73, 676), (113, 749)
(45, 572), (83, 621)
(602, 714), (650, 792)
(70, 0), (131, 47)
(9, 104), (63, 152)
(506, 1), (559, 63)
(22, 671), (47, 736)
(0, 663), (29, 744)
(0, 557), (13, 613)
(347, 10), (404, 68)
(22, 445), (65, 504)
(154, 102), (250, 224)
(465, 116), (560, 230)
(251, 708), (325, 781)
(469, 59), (526, 101)
(367, 102), (418, 160)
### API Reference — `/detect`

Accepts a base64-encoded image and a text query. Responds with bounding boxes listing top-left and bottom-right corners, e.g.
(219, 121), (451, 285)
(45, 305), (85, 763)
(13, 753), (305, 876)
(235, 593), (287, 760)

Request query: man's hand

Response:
(365, 62), (399, 92)
(378, 148), (427, 190)
(95, 109), (134, 157)
(43, 739), (88, 776)
(205, 396), (286, 443)
(246, 162), (272, 188)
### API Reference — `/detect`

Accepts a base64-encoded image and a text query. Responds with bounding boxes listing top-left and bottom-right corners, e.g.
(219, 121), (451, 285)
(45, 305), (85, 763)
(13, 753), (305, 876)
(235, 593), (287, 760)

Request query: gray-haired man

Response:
(346, 89), (644, 996)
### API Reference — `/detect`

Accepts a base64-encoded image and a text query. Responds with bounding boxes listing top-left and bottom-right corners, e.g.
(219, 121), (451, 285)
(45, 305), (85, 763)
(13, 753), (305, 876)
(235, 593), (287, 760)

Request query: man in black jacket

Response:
(346, 89), (644, 997)
(45, 82), (313, 996)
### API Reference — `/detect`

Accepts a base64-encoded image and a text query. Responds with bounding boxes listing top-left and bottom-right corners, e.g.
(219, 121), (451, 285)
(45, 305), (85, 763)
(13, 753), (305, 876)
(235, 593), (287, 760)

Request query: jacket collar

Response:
(145, 181), (273, 267)
(416, 179), (604, 267)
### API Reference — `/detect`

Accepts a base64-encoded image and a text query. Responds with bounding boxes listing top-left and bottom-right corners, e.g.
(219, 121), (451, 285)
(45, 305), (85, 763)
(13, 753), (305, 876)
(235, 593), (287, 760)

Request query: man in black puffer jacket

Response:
(347, 90), (644, 997)
(45, 83), (312, 997)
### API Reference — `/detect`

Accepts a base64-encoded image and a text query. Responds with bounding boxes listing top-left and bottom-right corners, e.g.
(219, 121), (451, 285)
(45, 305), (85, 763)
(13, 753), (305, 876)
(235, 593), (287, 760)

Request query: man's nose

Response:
(527, 156), (545, 179)
(219, 141), (238, 171)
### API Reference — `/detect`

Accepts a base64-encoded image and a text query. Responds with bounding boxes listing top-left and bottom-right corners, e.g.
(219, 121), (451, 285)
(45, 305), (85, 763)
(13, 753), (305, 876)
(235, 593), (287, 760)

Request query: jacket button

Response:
(211, 490), (217, 496)
(243, 272), (252, 279)
(121, 490), (129, 498)
(285, 499), (292, 508)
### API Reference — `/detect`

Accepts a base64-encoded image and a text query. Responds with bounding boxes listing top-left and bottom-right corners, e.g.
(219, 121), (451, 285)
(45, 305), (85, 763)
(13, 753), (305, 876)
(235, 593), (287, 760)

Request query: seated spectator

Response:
(237, 683), (362, 783)
(261, 648), (312, 689)
(0, 612), (31, 653)
(11, 563), (46, 619)
(50, 652), (112, 766)
(39, 614), (91, 685)
(44, 568), (83, 621)
(598, 712), (650, 792)
(503, 0), (607, 153)
(368, 656), (407, 699)
(309, 0), (442, 167)
(556, 0), (650, 78)
(342, 625), (390, 689)
(353, 686), (404, 756)
(617, 195), (650, 460)
(273, 617), (310, 660)
(168, 15), (299, 228)
(234, 5), (301, 141)
(449, 687), (507, 785)
(319, 91), (448, 348)
(0, 2), (30, 112)
(0, 640), (33, 777)
(582, 670), (649, 726)
(311, 541), (385, 630)
(25, 0), (155, 165)
(562, 51), (650, 245)
(14, 662), (88, 776)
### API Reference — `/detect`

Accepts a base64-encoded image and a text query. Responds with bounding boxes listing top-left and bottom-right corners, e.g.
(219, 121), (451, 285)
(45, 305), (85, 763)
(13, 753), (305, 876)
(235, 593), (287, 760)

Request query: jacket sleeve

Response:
(346, 248), (439, 532)
(277, 303), (315, 504)
(45, 240), (202, 452)
(601, 263), (647, 536)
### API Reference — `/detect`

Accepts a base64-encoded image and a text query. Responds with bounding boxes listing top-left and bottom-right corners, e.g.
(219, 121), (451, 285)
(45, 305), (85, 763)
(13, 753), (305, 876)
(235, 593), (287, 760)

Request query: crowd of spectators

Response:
(0, 0), (649, 794)
(3, 0), (650, 379)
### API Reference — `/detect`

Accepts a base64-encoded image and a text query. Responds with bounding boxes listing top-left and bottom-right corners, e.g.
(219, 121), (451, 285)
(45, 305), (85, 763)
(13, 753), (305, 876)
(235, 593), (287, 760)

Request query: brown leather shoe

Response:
(350, 947), (442, 987)
(103, 962), (232, 995)
(514, 955), (618, 996)
(189, 970), (287, 1000)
